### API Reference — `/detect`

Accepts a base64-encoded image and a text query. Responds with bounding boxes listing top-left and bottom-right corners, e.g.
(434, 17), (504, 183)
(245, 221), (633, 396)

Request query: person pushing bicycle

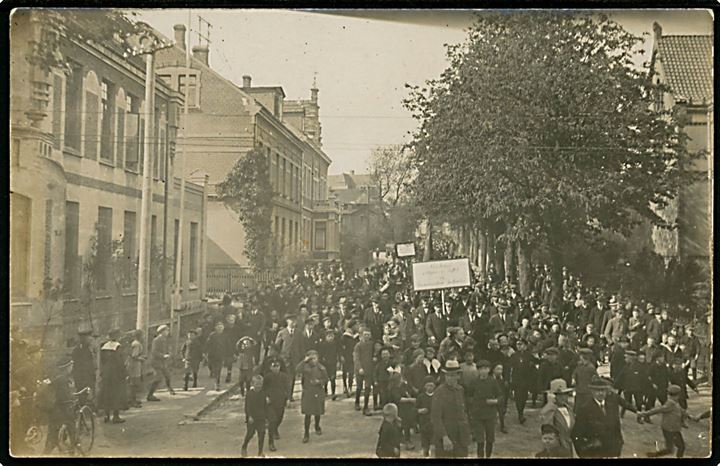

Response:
(40, 355), (76, 454)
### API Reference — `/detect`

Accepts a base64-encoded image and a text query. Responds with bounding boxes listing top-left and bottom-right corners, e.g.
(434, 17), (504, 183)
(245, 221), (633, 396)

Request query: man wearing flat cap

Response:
(540, 379), (575, 456)
(295, 349), (329, 443)
(42, 355), (75, 453)
(147, 325), (174, 402)
(572, 376), (637, 457)
(431, 360), (472, 458)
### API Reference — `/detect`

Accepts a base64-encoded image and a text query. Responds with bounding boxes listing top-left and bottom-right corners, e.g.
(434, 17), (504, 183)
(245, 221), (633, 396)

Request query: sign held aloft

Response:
(412, 258), (471, 291)
(395, 242), (416, 258)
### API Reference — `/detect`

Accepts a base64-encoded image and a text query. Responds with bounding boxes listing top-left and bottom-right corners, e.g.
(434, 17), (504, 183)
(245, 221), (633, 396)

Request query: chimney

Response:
(242, 75), (252, 88)
(173, 24), (186, 50)
(350, 170), (355, 175)
(653, 22), (662, 43)
(311, 86), (318, 103)
(192, 45), (209, 66)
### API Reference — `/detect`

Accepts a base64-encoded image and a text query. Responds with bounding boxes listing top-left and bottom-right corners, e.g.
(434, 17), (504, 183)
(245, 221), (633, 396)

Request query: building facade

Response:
(649, 23), (712, 267)
(154, 25), (339, 285)
(10, 11), (208, 359)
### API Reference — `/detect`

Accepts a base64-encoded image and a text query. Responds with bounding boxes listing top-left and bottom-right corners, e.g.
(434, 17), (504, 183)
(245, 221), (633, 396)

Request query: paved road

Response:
(30, 365), (712, 458)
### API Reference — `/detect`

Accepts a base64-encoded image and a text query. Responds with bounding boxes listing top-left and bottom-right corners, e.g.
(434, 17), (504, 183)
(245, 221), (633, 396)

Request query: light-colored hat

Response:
(156, 324), (169, 334)
(442, 360), (461, 373)
(548, 378), (573, 395)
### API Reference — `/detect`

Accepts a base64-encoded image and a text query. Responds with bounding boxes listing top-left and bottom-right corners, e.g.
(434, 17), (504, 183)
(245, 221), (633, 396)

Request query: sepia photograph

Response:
(8, 7), (713, 459)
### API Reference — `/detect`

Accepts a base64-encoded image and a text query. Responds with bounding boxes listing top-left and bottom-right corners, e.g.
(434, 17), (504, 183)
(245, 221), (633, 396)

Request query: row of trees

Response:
(401, 12), (700, 308)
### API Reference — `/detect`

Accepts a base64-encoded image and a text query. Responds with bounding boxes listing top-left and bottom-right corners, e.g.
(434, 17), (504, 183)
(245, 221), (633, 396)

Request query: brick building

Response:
(10, 10), (208, 359)
(154, 25), (339, 291)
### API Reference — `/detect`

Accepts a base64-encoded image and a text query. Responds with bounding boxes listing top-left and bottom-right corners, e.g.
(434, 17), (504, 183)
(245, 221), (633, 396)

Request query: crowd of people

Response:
(206, 258), (710, 458)
(16, 255), (711, 457)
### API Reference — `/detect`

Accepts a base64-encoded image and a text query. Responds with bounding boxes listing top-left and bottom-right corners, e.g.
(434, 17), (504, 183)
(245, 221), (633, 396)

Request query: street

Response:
(36, 366), (710, 458)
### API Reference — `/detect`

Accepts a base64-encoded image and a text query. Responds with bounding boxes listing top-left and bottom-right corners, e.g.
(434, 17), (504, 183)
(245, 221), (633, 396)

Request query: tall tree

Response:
(404, 12), (695, 307)
(216, 149), (276, 272)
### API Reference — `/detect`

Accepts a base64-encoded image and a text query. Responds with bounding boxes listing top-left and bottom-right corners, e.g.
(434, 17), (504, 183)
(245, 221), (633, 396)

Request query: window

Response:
(295, 221), (299, 250)
(275, 154), (280, 193)
(158, 74), (172, 87)
(52, 74), (63, 150)
(281, 217), (286, 246)
(268, 148), (275, 189)
(153, 108), (160, 178)
(159, 126), (166, 181)
(314, 221), (326, 250)
(274, 215), (279, 238)
(179, 74), (197, 107)
(64, 201), (80, 295)
(100, 79), (115, 162)
(84, 87), (99, 160)
(281, 158), (287, 197)
(11, 193), (31, 297)
(125, 94), (140, 171)
(116, 104), (125, 167)
(173, 219), (181, 286)
(64, 64), (82, 151)
(150, 215), (157, 253)
(123, 211), (136, 261)
(189, 222), (198, 283)
(96, 207), (113, 291)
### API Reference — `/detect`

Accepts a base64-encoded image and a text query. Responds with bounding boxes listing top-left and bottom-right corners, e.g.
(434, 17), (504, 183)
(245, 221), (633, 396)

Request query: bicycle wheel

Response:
(57, 423), (74, 454)
(75, 406), (95, 454)
(24, 424), (45, 448)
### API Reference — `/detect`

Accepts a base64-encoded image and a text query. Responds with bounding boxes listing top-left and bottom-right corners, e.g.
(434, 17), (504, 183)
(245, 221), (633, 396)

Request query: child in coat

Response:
(492, 362), (510, 433)
(638, 384), (690, 458)
(376, 403), (402, 458)
(415, 377), (435, 457)
(181, 330), (203, 390)
(317, 331), (340, 400)
(535, 423), (572, 458)
(385, 371), (417, 450)
(241, 374), (267, 457)
(237, 337), (256, 396)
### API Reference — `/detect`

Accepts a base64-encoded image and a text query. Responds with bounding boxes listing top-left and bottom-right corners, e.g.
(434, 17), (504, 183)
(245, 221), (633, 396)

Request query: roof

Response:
(331, 188), (370, 205)
(328, 173), (375, 190)
(657, 35), (713, 103)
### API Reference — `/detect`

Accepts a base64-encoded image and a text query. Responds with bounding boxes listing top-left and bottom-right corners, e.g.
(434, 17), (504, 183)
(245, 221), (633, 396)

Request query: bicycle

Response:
(57, 387), (95, 455)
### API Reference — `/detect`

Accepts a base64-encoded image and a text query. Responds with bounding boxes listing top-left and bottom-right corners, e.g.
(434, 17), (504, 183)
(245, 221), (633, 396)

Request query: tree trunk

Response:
(548, 237), (564, 310)
(495, 239), (506, 283)
(485, 228), (493, 281)
(423, 219), (433, 261)
(504, 241), (515, 284)
(517, 241), (532, 297)
(478, 228), (487, 279)
(468, 228), (476, 264)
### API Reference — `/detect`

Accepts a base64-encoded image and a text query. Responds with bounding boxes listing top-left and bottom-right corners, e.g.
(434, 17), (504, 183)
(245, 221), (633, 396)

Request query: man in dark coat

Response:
(244, 303), (266, 363)
(364, 297), (385, 342)
(572, 376), (637, 458)
(71, 328), (96, 393)
(263, 358), (291, 451)
(425, 302), (448, 343)
(42, 356), (75, 453)
(488, 303), (514, 335)
(509, 338), (537, 424)
(296, 350), (329, 443)
(98, 329), (128, 423)
(204, 321), (226, 391)
(431, 360), (472, 458)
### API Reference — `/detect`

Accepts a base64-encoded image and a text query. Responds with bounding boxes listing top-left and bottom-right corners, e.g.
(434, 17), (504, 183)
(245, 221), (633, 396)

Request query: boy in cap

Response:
(616, 350), (648, 416)
(180, 329), (203, 391)
(339, 320), (359, 397)
(375, 403), (402, 457)
(317, 329), (340, 400)
(470, 359), (503, 458)
(638, 384), (689, 457)
(204, 320), (226, 391)
(241, 374), (267, 457)
(535, 423), (572, 458)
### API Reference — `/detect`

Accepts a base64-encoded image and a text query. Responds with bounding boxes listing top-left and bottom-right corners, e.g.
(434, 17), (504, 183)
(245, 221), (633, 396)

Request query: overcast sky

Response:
(136, 9), (713, 175)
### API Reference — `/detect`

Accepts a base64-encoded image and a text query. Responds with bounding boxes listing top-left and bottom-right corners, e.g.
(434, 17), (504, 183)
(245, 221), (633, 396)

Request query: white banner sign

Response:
(412, 258), (471, 291)
(395, 242), (416, 257)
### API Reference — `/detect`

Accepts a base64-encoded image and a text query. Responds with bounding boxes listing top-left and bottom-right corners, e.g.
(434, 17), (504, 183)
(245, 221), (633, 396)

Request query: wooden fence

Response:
(206, 265), (277, 294)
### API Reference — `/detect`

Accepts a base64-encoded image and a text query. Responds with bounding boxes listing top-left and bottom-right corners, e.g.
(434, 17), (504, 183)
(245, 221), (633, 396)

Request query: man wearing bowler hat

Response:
(71, 327), (96, 394)
(572, 376), (637, 458)
(431, 360), (471, 458)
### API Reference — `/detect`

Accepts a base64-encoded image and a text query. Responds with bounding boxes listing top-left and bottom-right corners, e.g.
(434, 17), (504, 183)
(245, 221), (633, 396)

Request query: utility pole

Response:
(131, 24), (173, 346)
(173, 10), (194, 341)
